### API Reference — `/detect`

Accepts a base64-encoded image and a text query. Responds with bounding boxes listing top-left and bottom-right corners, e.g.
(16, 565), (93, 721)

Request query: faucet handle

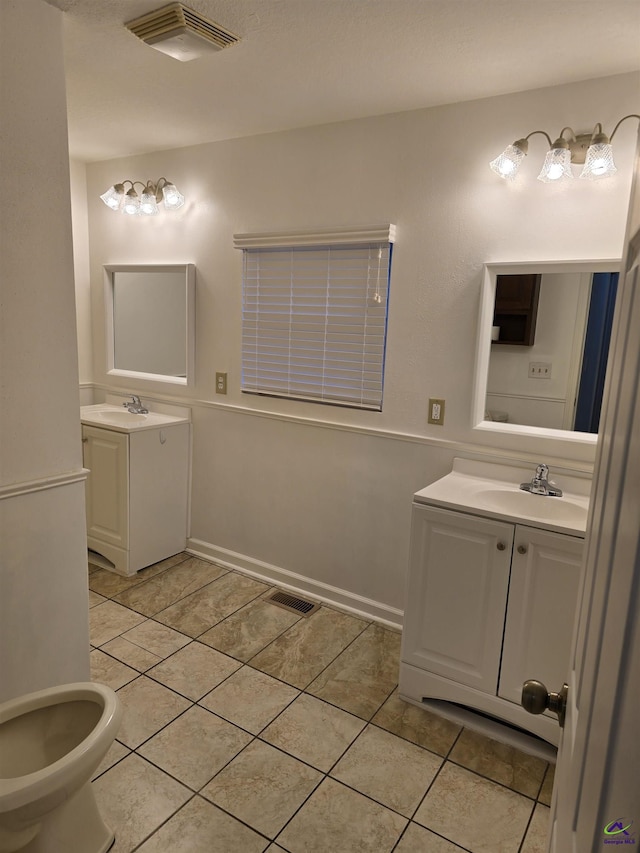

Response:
(535, 463), (549, 480)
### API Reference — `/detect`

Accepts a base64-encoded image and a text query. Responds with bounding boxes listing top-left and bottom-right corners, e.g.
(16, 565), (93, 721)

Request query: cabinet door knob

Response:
(496, 542), (506, 551)
(517, 544), (527, 555)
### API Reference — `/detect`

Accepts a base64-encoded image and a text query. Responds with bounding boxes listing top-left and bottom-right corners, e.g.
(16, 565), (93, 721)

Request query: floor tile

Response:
(394, 823), (467, 852)
(449, 728), (548, 798)
(89, 590), (106, 608)
(198, 596), (301, 661)
(113, 557), (228, 616)
(276, 777), (407, 853)
(99, 636), (162, 672)
(414, 762), (534, 853)
(155, 572), (270, 637)
(200, 665), (299, 734)
(250, 607), (368, 689)
(92, 741), (130, 781)
(331, 724), (442, 816)
(90, 649), (138, 690)
(137, 705), (252, 790)
(261, 693), (365, 772)
(201, 739), (322, 838)
(307, 624), (400, 719)
(538, 764), (555, 806)
(147, 641), (241, 700)
(135, 796), (269, 853)
(89, 600), (146, 646)
(120, 619), (191, 658)
(88, 554), (184, 598)
(520, 803), (550, 853)
(372, 691), (462, 756)
(115, 676), (191, 748)
(92, 753), (191, 853)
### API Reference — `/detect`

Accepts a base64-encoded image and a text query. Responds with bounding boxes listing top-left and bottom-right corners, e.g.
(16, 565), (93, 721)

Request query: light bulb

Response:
(537, 142), (573, 183)
(580, 142), (617, 180)
(140, 184), (159, 215)
(100, 183), (125, 210)
(490, 141), (528, 180)
(161, 183), (185, 210)
(123, 188), (140, 215)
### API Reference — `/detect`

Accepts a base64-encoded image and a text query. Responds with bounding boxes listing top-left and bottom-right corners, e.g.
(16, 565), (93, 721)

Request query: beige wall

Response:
(1, 0), (89, 701)
(70, 159), (94, 390)
(80, 71), (639, 622)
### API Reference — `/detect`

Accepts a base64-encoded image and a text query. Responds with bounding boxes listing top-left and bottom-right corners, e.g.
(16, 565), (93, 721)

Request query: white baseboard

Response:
(187, 538), (403, 630)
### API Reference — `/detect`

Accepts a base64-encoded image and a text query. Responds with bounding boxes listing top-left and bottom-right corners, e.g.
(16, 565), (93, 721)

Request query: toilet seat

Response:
(0, 682), (121, 853)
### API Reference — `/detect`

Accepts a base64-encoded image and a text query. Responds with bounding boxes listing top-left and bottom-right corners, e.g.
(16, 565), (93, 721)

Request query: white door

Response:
(545, 134), (640, 851)
(401, 505), (513, 692)
(498, 526), (583, 709)
(82, 425), (129, 549)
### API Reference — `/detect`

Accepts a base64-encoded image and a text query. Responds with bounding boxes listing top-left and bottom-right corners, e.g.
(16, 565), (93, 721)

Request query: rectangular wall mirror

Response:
(473, 260), (621, 442)
(104, 264), (195, 386)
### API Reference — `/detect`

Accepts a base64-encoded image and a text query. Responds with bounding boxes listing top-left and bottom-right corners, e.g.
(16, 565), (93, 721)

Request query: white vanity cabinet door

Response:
(82, 425), (129, 550)
(82, 422), (190, 575)
(498, 525), (583, 707)
(402, 505), (514, 693)
(128, 426), (190, 571)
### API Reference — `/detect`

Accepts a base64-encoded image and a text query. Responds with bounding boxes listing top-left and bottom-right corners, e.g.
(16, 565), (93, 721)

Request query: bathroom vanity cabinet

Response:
(81, 413), (190, 576)
(399, 459), (588, 746)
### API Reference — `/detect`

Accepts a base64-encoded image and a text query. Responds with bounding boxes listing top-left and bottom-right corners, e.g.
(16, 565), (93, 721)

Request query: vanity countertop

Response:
(80, 403), (190, 434)
(414, 457), (590, 537)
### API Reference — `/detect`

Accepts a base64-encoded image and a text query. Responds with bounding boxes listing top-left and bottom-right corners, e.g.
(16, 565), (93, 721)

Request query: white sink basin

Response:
(413, 458), (591, 536)
(80, 404), (189, 432)
(94, 410), (150, 425)
(478, 489), (588, 528)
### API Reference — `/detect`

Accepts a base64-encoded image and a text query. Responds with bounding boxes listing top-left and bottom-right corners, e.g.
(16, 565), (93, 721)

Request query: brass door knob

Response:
(522, 679), (568, 728)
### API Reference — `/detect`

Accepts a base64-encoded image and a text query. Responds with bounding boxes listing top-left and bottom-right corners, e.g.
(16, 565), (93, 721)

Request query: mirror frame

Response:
(473, 259), (621, 444)
(104, 263), (195, 386)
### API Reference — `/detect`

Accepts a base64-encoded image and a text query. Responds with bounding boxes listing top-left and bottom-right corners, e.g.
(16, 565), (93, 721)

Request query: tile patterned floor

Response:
(89, 553), (555, 853)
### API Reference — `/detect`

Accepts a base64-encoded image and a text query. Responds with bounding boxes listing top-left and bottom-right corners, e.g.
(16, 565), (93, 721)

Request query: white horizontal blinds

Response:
(241, 239), (392, 410)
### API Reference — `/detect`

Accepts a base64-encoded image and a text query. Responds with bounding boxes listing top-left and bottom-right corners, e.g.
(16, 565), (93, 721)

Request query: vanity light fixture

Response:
(99, 178), (185, 215)
(490, 114), (640, 183)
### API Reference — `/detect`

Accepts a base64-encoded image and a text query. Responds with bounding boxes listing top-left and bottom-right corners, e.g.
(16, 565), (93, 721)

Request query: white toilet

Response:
(0, 682), (122, 853)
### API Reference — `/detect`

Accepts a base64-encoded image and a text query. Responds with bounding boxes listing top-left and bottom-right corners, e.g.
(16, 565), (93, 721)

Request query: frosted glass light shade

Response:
(489, 144), (526, 180)
(580, 143), (617, 180)
(537, 147), (573, 183)
(161, 183), (185, 209)
(140, 188), (159, 215)
(100, 183), (125, 210)
(123, 189), (140, 215)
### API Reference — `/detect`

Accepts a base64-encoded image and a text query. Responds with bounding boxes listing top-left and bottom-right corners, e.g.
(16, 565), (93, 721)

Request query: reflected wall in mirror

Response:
(473, 260), (620, 441)
(104, 264), (195, 386)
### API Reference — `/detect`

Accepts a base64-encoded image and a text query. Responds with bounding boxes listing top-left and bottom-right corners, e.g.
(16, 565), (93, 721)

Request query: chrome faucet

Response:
(123, 395), (149, 414)
(520, 464), (563, 497)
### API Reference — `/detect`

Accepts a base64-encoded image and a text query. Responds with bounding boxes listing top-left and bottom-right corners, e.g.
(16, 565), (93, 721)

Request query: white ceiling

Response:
(45, 0), (640, 163)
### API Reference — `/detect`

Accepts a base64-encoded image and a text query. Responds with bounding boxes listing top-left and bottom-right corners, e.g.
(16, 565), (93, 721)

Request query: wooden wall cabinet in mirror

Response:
(492, 273), (541, 346)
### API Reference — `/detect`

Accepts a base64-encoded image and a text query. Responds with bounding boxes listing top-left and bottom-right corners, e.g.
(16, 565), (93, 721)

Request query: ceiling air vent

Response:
(125, 2), (240, 62)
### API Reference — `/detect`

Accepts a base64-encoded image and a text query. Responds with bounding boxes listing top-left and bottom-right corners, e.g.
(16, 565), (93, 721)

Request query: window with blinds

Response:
(235, 226), (395, 411)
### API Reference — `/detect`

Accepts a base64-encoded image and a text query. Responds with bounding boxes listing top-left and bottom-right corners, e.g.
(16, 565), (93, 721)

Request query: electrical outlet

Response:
(528, 362), (552, 379)
(215, 372), (228, 394)
(428, 398), (445, 425)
